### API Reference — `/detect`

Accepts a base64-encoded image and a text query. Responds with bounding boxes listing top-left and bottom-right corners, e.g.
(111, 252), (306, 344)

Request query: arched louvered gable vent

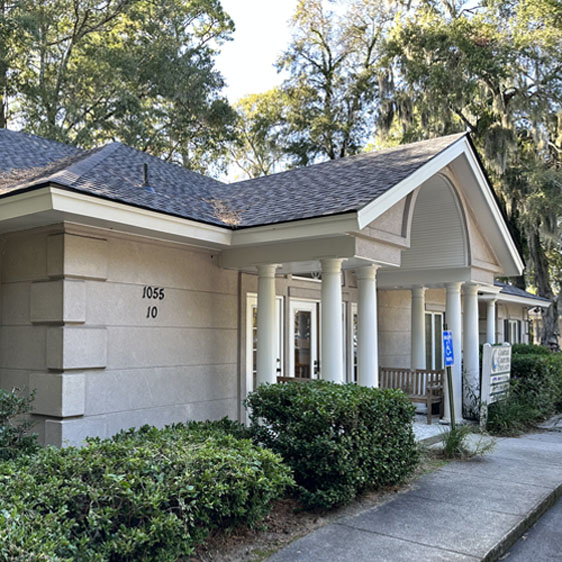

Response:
(401, 174), (469, 270)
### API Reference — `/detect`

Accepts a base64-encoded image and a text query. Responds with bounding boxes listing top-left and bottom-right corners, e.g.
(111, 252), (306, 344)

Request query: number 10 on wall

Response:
(142, 286), (165, 319)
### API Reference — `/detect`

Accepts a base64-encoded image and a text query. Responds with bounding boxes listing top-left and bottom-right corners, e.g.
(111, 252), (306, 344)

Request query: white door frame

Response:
(246, 293), (283, 396)
(289, 298), (319, 379)
(425, 311), (444, 370)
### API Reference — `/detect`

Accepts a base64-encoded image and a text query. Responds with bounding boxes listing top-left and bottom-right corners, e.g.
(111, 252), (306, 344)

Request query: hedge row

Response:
(1, 382), (420, 558)
(0, 421), (292, 561)
(488, 346), (562, 435)
(0, 388), (39, 460)
(246, 381), (419, 509)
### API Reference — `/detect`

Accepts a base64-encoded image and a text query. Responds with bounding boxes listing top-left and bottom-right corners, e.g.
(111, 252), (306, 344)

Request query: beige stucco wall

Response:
(0, 228), (56, 445)
(1, 225), (240, 446)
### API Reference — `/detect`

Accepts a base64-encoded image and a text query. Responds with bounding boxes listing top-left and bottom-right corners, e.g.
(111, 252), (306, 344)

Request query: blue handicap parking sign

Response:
(443, 331), (454, 366)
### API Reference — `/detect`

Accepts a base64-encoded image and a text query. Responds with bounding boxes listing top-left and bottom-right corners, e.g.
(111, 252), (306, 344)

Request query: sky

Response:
(215, 0), (299, 103)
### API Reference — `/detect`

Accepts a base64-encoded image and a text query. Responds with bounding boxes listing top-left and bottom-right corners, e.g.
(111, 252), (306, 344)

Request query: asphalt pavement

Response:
(503, 494), (562, 561)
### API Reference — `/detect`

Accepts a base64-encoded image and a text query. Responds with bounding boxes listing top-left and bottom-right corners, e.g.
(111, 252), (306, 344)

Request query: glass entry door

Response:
(290, 299), (318, 378)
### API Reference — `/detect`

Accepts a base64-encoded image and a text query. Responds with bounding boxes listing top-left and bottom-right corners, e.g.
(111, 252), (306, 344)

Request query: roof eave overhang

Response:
(229, 212), (360, 247)
(497, 293), (551, 308)
(0, 185), (232, 248)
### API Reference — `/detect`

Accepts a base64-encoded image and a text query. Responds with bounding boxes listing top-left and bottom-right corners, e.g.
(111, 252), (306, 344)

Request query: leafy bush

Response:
(0, 387), (38, 460)
(0, 420), (292, 561)
(245, 381), (418, 509)
(511, 343), (552, 355)
(488, 352), (562, 435)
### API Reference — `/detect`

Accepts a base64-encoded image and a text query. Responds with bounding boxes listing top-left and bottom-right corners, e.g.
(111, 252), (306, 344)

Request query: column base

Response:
(439, 417), (468, 426)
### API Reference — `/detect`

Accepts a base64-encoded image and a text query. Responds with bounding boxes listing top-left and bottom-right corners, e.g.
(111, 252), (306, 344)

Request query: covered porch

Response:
(221, 135), (523, 424)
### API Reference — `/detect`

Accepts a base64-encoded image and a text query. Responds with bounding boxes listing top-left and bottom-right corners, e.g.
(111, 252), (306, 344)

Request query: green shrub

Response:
(245, 381), (418, 509)
(488, 352), (562, 435)
(0, 388), (38, 460)
(0, 420), (292, 561)
(511, 343), (552, 355)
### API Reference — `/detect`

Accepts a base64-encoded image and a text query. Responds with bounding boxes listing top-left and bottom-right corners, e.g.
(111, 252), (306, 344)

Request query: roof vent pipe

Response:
(142, 162), (155, 193)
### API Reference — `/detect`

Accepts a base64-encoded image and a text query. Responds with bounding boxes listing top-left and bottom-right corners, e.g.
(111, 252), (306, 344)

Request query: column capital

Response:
(320, 257), (344, 274)
(355, 264), (378, 281)
(463, 282), (480, 295)
(256, 264), (279, 278)
(446, 281), (462, 293)
(411, 286), (426, 298)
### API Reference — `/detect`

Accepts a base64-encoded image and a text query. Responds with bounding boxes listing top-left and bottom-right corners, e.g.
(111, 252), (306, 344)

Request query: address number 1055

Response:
(142, 286), (165, 300)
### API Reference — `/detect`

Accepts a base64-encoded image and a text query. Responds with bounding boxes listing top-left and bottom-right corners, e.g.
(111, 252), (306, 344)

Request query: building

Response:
(0, 129), (549, 446)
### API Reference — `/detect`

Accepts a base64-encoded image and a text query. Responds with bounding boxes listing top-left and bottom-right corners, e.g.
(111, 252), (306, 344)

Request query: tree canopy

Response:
(383, 0), (561, 347)
(1, 0), (236, 173)
(227, 0), (561, 347)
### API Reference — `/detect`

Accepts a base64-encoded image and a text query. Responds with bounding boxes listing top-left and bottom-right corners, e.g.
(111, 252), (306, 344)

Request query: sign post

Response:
(442, 324), (456, 429)
(480, 343), (511, 430)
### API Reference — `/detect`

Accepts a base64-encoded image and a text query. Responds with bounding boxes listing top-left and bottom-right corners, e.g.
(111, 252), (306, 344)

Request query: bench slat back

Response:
(379, 367), (444, 397)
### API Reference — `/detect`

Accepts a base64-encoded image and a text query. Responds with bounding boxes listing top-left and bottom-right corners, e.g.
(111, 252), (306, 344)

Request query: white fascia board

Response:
(49, 187), (232, 247)
(479, 286), (503, 299)
(0, 188), (55, 220)
(461, 139), (524, 275)
(497, 292), (551, 308)
(230, 213), (359, 247)
(357, 140), (466, 229)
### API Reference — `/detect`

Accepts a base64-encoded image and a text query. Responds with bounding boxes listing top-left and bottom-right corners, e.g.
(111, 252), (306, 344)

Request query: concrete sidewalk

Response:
(268, 432), (562, 562)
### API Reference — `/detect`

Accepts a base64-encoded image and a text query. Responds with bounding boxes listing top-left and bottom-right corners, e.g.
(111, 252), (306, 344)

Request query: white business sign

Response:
(481, 343), (512, 405)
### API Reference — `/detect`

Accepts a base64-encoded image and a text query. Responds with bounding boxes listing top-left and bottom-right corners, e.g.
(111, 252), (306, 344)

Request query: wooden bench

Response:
(379, 367), (444, 425)
(276, 376), (315, 384)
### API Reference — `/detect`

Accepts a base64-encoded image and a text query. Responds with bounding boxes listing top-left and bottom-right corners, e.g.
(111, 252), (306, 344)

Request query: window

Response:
(503, 319), (522, 344)
(425, 312), (444, 369)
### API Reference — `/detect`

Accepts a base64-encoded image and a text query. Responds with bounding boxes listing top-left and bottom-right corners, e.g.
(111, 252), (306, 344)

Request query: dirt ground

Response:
(190, 452), (446, 562)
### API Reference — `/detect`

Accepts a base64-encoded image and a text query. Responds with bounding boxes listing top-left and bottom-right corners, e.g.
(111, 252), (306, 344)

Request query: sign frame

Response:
(480, 342), (512, 430)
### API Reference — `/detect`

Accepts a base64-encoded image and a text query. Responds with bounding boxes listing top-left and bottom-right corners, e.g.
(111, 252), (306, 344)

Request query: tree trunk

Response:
(0, 0), (6, 128)
(528, 227), (560, 351)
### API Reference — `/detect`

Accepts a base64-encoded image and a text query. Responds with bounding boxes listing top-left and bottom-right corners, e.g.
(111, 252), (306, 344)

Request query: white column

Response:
(411, 286), (426, 370)
(256, 264), (278, 386)
(321, 258), (344, 383)
(463, 283), (480, 417)
(486, 299), (496, 344)
(444, 282), (463, 423)
(356, 265), (379, 387)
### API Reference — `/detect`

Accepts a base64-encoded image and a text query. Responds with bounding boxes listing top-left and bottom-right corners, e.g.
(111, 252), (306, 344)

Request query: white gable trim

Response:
(357, 139), (466, 229)
(357, 136), (523, 276)
(461, 139), (524, 274)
